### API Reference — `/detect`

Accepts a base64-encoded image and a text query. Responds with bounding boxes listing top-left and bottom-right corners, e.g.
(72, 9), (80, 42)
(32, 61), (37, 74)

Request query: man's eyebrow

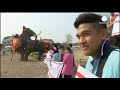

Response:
(76, 30), (90, 38)
(82, 30), (90, 34)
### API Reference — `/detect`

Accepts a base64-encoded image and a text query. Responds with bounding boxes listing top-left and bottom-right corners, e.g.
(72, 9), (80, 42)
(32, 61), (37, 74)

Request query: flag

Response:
(111, 12), (120, 36)
(47, 60), (63, 78)
(43, 52), (63, 78)
(75, 65), (98, 78)
(11, 36), (21, 53)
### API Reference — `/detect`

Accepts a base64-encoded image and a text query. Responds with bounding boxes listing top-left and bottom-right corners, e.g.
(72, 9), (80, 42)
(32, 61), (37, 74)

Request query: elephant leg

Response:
(38, 52), (42, 61)
(24, 50), (31, 61)
(20, 54), (25, 61)
(24, 53), (29, 61)
(19, 49), (25, 61)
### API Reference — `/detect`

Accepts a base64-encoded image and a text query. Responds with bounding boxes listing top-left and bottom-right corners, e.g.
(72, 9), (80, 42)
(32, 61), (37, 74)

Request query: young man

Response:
(74, 13), (120, 78)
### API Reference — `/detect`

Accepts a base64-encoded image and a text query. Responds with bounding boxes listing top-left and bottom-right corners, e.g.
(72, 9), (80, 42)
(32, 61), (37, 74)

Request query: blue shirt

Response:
(52, 52), (61, 62)
(85, 38), (120, 78)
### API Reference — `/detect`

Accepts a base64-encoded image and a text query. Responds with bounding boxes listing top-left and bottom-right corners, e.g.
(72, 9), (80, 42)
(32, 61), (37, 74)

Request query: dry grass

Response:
(1, 47), (88, 78)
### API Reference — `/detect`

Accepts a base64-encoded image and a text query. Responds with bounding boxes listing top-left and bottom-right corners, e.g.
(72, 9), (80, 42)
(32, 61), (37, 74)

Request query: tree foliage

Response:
(2, 36), (12, 46)
(65, 33), (73, 44)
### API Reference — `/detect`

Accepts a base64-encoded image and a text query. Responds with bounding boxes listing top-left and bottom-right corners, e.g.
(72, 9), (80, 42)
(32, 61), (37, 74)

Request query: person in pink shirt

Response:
(62, 46), (74, 78)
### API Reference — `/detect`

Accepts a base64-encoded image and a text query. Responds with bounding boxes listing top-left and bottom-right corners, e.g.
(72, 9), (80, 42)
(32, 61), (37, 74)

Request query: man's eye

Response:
(76, 35), (80, 39)
(84, 33), (89, 37)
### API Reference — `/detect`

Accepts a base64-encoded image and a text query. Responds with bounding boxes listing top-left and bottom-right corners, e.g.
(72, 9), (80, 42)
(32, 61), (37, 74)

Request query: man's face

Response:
(76, 23), (107, 57)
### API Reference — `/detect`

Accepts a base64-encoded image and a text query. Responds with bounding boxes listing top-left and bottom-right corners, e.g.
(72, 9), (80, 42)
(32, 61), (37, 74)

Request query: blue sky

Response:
(1, 12), (111, 43)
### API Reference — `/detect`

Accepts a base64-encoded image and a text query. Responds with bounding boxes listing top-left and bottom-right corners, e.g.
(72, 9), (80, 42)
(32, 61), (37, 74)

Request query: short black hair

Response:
(53, 43), (58, 48)
(65, 46), (72, 53)
(74, 13), (107, 29)
(69, 43), (72, 47)
(53, 43), (59, 53)
(59, 45), (64, 50)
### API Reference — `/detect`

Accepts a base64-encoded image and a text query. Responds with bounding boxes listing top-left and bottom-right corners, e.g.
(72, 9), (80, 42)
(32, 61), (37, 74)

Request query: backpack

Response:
(96, 45), (119, 78)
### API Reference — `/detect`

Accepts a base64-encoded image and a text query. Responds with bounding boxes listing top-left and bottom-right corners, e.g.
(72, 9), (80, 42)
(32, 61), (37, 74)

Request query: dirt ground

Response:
(0, 47), (88, 78)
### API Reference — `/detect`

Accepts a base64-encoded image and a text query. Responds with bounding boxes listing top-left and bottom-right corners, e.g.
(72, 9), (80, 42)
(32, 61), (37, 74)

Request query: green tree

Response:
(73, 42), (79, 46)
(2, 36), (12, 46)
(65, 33), (73, 44)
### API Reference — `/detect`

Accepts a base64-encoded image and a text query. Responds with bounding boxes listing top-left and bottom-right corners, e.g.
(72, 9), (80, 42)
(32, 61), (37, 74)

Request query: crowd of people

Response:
(45, 43), (75, 78)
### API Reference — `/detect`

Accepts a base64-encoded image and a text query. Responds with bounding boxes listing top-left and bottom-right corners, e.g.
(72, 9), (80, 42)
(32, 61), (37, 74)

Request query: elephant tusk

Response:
(37, 30), (42, 36)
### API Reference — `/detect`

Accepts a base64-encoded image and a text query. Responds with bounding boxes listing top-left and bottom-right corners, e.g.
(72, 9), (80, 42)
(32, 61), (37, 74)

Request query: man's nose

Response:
(79, 37), (85, 45)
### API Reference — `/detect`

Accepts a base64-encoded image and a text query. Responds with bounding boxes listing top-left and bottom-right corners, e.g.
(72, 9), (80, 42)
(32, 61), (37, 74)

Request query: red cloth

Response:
(12, 37), (21, 53)
(111, 14), (119, 22)
(107, 14), (119, 30)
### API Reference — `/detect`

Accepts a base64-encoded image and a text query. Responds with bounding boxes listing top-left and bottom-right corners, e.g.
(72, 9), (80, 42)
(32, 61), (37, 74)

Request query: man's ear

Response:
(102, 29), (108, 40)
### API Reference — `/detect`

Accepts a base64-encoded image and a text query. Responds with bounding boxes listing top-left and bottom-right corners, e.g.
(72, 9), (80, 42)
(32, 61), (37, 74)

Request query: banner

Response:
(44, 54), (63, 78)
(47, 60), (63, 78)
(75, 65), (98, 78)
